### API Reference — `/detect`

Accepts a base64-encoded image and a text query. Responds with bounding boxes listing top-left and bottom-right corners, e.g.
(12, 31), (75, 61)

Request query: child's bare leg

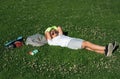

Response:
(85, 47), (105, 54)
(82, 41), (105, 54)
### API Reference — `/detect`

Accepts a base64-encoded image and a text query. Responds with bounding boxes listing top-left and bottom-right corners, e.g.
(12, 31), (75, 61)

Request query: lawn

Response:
(0, 0), (120, 79)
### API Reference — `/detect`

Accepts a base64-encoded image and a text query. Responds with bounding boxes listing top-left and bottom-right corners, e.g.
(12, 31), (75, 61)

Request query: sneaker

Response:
(112, 41), (119, 53)
(106, 43), (114, 56)
(113, 41), (117, 49)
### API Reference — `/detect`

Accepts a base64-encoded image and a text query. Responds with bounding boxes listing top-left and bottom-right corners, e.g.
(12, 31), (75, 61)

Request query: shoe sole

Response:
(107, 43), (114, 56)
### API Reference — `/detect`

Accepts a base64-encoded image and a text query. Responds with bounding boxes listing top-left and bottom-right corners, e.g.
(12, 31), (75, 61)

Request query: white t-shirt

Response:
(47, 35), (73, 47)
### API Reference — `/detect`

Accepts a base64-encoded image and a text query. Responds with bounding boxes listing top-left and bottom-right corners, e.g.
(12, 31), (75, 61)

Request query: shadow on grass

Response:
(113, 45), (119, 53)
(63, 31), (68, 36)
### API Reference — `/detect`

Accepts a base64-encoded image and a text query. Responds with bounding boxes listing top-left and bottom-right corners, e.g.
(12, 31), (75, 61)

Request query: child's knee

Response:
(81, 41), (89, 48)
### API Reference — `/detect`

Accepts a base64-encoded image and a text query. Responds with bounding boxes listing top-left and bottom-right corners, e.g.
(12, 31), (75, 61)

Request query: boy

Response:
(45, 26), (117, 56)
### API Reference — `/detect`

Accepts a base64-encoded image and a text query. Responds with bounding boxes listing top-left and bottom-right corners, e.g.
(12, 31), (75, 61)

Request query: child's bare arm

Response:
(45, 32), (51, 40)
(57, 26), (63, 35)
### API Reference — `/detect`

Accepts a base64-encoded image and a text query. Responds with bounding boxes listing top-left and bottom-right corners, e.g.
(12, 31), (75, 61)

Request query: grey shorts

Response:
(67, 38), (84, 50)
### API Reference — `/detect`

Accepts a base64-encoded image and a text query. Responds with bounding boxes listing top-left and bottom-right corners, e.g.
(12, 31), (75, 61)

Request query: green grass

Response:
(0, 0), (120, 79)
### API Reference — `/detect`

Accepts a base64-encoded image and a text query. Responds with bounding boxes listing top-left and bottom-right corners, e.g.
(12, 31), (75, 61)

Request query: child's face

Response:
(50, 30), (58, 38)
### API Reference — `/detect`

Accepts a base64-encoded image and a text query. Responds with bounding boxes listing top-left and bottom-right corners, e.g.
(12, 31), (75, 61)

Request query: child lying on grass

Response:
(45, 26), (118, 56)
